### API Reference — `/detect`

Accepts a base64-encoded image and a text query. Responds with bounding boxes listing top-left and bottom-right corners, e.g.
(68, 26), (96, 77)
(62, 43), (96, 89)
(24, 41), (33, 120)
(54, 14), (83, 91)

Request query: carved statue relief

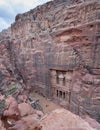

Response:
(65, 72), (72, 81)
(58, 72), (64, 79)
(58, 72), (65, 86)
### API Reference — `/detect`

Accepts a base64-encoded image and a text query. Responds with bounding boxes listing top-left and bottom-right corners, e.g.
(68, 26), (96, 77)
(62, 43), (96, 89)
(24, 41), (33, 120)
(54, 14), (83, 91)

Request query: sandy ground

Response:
(30, 92), (61, 114)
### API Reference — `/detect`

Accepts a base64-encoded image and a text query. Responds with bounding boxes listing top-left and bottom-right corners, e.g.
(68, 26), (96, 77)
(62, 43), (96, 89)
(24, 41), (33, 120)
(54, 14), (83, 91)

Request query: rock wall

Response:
(0, 28), (16, 92)
(0, 0), (100, 122)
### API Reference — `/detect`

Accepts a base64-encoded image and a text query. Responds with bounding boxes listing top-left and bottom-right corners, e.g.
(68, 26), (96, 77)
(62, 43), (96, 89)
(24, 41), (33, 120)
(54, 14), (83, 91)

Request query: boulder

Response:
(17, 94), (27, 103)
(4, 95), (20, 120)
(18, 102), (43, 118)
(8, 114), (40, 130)
(18, 103), (36, 117)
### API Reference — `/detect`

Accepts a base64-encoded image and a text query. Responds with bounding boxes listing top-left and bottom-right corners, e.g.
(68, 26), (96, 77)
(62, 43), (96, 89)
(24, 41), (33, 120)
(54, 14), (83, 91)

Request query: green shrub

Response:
(84, 65), (93, 74)
(0, 99), (5, 115)
(6, 84), (18, 95)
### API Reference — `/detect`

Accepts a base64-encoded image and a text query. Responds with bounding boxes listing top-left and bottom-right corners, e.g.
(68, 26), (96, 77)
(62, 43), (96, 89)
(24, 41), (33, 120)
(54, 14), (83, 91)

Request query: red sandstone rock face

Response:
(7, 102), (43, 130)
(0, 40), (11, 91)
(0, 94), (44, 130)
(0, 0), (100, 123)
(7, 108), (99, 130)
(39, 109), (96, 130)
(0, 119), (6, 130)
(8, 115), (40, 130)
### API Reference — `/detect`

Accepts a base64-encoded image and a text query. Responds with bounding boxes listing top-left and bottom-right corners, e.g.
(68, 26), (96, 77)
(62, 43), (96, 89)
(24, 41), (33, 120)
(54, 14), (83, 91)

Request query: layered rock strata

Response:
(0, 0), (100, 122)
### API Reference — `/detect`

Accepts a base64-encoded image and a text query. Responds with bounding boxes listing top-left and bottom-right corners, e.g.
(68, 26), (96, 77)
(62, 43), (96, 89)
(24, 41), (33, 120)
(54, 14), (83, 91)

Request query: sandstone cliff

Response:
(0, 0), (100, 123)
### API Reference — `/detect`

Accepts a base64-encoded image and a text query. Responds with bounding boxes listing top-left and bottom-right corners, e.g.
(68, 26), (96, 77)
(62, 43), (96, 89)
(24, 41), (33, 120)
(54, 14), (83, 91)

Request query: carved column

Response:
(51, 70), (57, 85)
(65, 72), (72, 90)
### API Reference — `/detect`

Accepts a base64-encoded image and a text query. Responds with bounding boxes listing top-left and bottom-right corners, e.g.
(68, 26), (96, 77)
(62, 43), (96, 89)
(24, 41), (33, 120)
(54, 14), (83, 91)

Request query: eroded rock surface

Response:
(0, 94), (44, 130)
(8, 114), (40, 130)
(0, 0), (100, 123)
(39, 108), (98, 130)
(0, 119), (6, 130)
